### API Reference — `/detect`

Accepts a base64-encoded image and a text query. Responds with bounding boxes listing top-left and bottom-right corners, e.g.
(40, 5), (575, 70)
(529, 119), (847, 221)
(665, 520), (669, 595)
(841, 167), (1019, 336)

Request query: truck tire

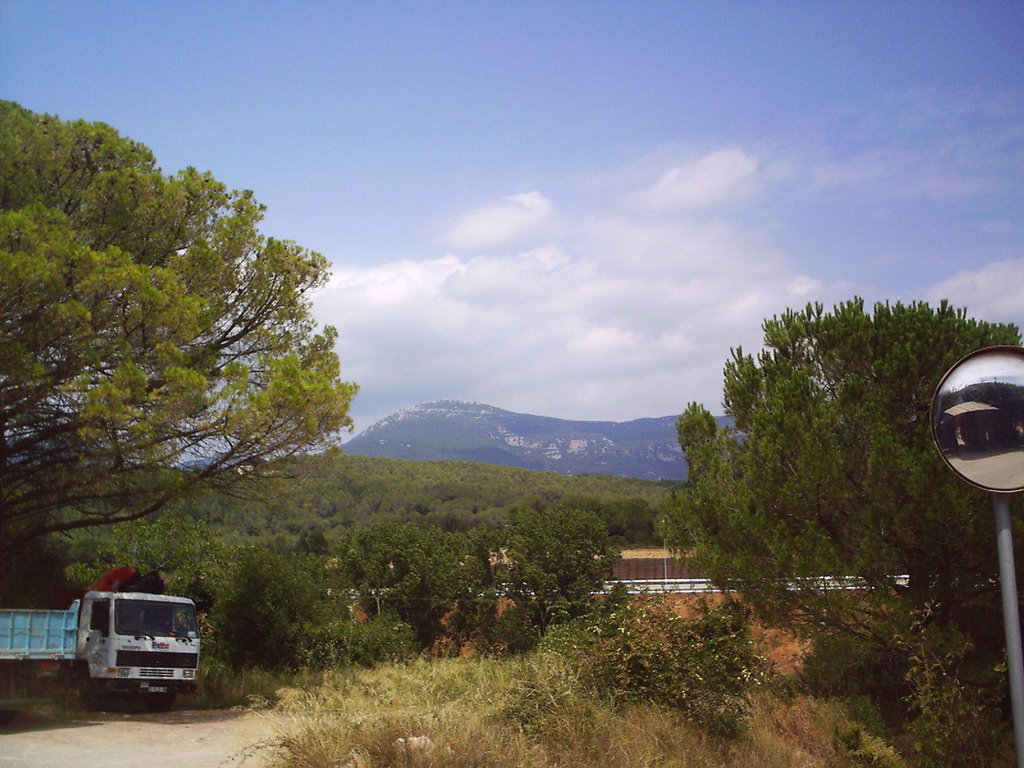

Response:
(144, 692), (176, 713)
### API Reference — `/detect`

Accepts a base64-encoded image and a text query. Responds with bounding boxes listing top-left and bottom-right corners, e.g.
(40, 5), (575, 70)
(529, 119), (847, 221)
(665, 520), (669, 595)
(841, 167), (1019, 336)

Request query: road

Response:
(0, 708), (279, 768)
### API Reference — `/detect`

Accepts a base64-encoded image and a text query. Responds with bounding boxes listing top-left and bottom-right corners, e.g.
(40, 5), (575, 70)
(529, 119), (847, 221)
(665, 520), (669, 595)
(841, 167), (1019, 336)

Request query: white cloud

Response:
(315, 137), (1019, 436)
(315, 166), (837, 432)
(443, 191), (554, 251)
(632, 148), (760, 212)
(323, 255), (464, 305)
(441, 246), (571, 304)
(568, 325), (643, 354)
(789, 274), (823, 296)
(924, 258), (1024, 325)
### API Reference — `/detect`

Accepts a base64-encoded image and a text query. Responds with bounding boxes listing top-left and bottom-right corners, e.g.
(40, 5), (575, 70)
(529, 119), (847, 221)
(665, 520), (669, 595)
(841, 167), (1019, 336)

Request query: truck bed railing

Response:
(0, 601), (79, 660)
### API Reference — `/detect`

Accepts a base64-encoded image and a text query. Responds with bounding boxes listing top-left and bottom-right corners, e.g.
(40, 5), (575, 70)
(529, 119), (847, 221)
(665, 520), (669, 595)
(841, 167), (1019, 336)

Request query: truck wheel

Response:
(144, 692), (176, 713)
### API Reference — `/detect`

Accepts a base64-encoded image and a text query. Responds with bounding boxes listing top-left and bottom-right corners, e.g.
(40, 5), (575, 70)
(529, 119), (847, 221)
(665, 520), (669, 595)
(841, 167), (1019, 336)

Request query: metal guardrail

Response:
(605, 575), (910, 595)
(606, 578), (719, 594)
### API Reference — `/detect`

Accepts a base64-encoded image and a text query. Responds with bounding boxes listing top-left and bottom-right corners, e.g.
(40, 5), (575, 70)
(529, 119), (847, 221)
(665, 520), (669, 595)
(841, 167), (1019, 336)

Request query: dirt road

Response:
(0, 708), (281, 768)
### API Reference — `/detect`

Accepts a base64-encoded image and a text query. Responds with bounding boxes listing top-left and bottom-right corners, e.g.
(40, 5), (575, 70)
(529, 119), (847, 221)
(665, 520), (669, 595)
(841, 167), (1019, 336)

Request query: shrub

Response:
(546, 597), (766, 736)
(489, 602), (542, 654)
(900, 622), (1006, 768)
(302, 612), (417, 669)
(537, 616), (602, 659)
(210, 546), (326, 669)
(800, 631), (906, 705)
(839, 725), (908, 768)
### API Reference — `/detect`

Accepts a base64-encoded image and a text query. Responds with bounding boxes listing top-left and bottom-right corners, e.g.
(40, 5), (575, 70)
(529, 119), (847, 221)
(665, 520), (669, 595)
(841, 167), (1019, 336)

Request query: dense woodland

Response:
(90, 453), (675, 555)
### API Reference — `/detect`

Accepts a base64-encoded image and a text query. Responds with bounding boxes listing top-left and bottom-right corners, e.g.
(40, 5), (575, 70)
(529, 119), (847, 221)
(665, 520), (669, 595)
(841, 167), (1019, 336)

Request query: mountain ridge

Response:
(344, 400), (694, 481)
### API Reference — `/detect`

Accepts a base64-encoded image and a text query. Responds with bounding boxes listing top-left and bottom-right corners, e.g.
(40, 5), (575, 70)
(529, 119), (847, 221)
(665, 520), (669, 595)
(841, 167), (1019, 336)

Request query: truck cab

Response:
(78, 591), (200, 711)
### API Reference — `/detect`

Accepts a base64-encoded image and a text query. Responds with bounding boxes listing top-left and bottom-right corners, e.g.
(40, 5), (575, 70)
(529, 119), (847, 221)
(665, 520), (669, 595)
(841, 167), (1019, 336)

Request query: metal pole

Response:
(995, 492), (1024, 768)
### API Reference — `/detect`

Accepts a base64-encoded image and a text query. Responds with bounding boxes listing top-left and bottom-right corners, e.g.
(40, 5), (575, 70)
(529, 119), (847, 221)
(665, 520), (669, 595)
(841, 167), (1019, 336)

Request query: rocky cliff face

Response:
(344, 400), (689, 481)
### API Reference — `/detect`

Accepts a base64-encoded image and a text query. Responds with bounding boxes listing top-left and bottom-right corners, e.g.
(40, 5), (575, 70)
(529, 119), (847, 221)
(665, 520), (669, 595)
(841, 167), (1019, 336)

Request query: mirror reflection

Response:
(931, 347), (1024, 493)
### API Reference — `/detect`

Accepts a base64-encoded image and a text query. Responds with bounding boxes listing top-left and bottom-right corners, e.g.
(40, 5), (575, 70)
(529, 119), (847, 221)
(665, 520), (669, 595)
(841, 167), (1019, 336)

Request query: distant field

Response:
(620, 547), (672, 559)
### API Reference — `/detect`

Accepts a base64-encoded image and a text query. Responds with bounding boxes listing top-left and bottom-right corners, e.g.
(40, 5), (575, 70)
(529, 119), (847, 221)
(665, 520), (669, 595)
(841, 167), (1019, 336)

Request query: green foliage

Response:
(323, 505), (621, 651)
(54, 496), (630, 666)
(0, 101), (356, 582)
(489, 602), (543, 655)
(899, 620), (1004, 768)
(664, 298), (1023, 758)
(839, 725), (909, 768)
(799, 631), (906, 706)
(664, 299), (1020, 709)
(188, 453), (669, 549)
(334, 522), (475, 648)
(434, 525), (508, 652)
(301, 612), (417, 669)
(64, 508), (226, 609)
(210, 546), (328, 669)
(590, 497), (662, 545)
(503, 504), (619, 633)
(543, 597), (765, 736)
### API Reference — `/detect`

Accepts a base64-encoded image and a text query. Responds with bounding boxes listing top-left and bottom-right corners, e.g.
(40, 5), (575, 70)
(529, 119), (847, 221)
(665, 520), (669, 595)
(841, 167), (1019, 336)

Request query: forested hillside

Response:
(77, 454), (674, 556)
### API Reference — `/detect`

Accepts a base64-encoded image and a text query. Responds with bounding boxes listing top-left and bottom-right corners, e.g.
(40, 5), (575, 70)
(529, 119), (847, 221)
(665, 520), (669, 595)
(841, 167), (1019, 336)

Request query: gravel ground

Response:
(0, 707), (280, 768)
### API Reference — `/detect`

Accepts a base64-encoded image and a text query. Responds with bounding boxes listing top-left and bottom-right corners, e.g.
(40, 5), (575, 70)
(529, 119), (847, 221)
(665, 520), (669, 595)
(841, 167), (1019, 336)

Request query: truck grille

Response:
(139, 668), (174, 678)
(116, 651), (198, 669)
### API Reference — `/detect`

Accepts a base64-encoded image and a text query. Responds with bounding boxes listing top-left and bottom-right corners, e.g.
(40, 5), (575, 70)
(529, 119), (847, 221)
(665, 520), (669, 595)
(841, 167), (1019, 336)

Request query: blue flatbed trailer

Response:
(0, 602), (79, 660)
(0, 602), (79, 711)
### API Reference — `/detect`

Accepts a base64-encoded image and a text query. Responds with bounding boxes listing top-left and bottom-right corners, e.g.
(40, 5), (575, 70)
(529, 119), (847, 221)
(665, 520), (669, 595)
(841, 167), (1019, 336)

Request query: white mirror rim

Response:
(931, 346), (1024, 493)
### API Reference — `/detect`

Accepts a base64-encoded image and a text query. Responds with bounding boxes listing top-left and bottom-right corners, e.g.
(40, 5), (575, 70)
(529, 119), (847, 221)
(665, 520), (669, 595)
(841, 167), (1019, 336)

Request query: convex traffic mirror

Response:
(931, 346), (1024, 493)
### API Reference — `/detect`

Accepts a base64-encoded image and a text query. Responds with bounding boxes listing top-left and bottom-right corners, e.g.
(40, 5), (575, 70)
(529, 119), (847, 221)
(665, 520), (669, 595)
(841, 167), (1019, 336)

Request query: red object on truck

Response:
(90, 567), (138, 592)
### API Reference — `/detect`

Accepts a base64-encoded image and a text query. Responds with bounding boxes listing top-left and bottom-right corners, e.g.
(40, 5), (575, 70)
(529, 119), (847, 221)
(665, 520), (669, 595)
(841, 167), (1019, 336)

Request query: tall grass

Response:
(194, 659), (330, 710)
(247, 654), (904, 768)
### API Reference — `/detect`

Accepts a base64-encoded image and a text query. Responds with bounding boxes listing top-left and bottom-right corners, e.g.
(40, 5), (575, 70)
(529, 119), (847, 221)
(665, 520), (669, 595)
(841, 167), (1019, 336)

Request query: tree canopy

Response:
(663, 299), (1020, 691)
(504, 504), (618, 632)
(0, 101), (357, 575)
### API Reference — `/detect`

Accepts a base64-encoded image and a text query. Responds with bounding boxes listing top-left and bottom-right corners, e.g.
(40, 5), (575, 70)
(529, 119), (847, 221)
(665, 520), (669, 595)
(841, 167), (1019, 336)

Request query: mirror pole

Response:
(995, 492), (1024, 768)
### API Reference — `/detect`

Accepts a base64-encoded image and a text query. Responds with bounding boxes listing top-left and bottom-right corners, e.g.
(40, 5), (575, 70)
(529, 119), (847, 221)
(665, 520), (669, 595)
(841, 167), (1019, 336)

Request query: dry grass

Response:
(250, 656), (889, 768)
(195, 662), (330, 710)
(619, 547), (673, 559)
(257, 657), (541, 767)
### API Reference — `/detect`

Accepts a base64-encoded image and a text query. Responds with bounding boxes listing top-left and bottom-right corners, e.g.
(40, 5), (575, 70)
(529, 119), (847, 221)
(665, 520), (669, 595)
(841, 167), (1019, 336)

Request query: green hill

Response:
(181, 453), (676, 551)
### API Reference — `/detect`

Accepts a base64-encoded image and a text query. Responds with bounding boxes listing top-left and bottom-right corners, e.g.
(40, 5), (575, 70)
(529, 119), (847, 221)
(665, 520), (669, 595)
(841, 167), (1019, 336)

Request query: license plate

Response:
(144, 685), (168, 693)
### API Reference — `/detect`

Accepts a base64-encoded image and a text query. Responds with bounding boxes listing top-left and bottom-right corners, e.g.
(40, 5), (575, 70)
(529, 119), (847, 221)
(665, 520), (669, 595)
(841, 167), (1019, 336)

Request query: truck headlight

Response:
(117, 667), (131, 678)
(183, 669), (195, 679)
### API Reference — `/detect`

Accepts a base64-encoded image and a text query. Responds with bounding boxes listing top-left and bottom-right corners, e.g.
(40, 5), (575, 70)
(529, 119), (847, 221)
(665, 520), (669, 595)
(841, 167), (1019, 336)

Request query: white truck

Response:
(0, 589), (200, 714)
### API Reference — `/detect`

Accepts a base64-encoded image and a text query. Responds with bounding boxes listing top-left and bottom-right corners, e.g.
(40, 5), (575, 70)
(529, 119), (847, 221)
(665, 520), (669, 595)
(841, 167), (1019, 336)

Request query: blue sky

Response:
(3, 1), (1023, 433)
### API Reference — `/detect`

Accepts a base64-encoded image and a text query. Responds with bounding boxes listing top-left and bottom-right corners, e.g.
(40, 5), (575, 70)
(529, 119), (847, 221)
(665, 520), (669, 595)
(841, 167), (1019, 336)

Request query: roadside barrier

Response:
(603, 575), (910, 595)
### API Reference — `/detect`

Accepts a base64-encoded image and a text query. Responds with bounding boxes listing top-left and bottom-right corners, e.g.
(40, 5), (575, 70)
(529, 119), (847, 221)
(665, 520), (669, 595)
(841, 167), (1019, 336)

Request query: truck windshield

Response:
(114, 599), (198, 638)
